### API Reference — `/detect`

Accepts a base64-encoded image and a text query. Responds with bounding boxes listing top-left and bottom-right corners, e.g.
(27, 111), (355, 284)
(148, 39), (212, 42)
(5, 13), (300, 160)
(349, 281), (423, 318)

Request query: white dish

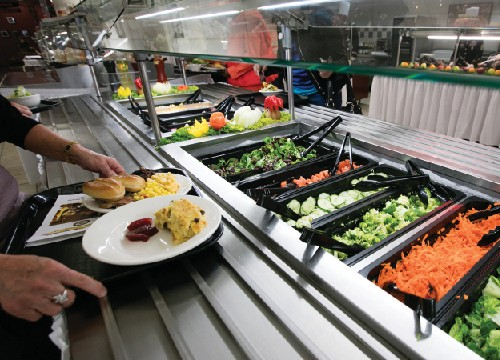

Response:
(259, 90), (282, 96)
(82, 174), (192, 213)
(9, 94), (41, 108)
(82, 194), (221, 265)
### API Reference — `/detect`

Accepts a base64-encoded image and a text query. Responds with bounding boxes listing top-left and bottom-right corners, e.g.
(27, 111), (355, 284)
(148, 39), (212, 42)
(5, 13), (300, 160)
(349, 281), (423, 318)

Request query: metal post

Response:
(452, 30), (462, 66)
(179, 58), (188, 85)
(281, 24), (295, 120)
(135, 53), (162, 144)
(395, 29), (403, 66)
(88, 64), (102, 99)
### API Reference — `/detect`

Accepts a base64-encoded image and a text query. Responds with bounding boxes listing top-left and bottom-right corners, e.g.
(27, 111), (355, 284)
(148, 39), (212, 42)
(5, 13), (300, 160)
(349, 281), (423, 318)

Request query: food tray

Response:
(237, 153), (375, 197)
(116, 92), (197, 106)
(306, 182), (463, 267)
(262, 165), (404, 224)
(236, 92), (309, 108)
(437, 261), (500, 334)
(0, 168), (223, 284)
(198, 136), (336, 184)
(360, 198), (499, 323)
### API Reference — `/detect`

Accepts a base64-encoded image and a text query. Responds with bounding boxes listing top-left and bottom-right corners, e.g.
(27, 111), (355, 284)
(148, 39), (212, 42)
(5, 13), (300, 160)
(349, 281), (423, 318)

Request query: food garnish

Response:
(209, 112), (227, 130)
(8, 85), (31, 98)
(264, 95), (284, 120)
(261, 82), (278, 92)
(125, 217), (159, 242)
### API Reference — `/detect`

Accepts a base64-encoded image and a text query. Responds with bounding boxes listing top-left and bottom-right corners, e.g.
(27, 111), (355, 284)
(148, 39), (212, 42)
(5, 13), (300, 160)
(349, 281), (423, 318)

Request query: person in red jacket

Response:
(226, 10), (278, 90)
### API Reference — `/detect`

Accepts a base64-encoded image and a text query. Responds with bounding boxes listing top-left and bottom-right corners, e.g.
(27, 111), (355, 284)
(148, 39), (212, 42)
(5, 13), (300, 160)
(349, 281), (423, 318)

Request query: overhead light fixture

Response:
(160, 10), (240, 23)
(428, 35), (500, 41)
(135, 7), (185, 20)
(258, 0), (335, 11)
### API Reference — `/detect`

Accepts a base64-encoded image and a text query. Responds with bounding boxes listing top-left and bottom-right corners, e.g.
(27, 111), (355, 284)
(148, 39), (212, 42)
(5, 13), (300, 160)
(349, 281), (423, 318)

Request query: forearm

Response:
(24, 124), (81, 162)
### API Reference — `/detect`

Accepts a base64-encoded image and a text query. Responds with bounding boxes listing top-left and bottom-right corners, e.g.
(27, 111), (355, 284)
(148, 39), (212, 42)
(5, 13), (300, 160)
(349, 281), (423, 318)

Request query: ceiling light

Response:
(258, 0), (336, 11)
(428, 35), (500, 40)
(135, 7), (185, 20)
(160, 10), (240, 23)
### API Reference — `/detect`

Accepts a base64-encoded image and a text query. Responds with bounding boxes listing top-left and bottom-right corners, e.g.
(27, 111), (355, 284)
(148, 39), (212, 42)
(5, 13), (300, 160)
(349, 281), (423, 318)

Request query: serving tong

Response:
(295, 116), (343, 158)
(382, 282), (437, 321)
(467, 205), (500, 246)
(353, 174), (430, 191)
(329, 132), (353, 175)
(299, 227), (364, 257)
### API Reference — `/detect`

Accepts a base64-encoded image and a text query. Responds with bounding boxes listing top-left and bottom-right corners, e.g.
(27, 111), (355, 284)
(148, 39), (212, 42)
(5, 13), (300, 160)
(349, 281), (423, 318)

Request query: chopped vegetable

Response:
(449, 268), (500, 359)
(158, 112), (291, 146)
(177, 85), (189, 91)
(261, 82), (278, 91)
(376, 208), (500, 301)
(209, 137), (317, 178)
(264, 95), (284, 120)
(281, 160), (362, 188)
(327, 191), (442, 260)
(284, 173), (386, 229)
(113, 85), (199, 100)
(209, 112), (226, 130)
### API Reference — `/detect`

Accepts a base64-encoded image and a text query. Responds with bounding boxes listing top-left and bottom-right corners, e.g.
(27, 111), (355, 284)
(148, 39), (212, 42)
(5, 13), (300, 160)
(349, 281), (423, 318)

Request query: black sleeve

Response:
(0, 94), (40, 149)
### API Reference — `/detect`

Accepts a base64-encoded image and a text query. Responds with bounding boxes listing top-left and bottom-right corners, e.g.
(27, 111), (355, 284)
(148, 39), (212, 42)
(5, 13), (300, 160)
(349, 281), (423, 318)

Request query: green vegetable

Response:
(449, 269), (500, 359)
(328, 190), (441, 259)
(8, 85), (31, 98)
(112, 85), (199, 100)
(158, 112), (291, 146)
(283, 173), (388, 229)
(208, 137), (315, 178)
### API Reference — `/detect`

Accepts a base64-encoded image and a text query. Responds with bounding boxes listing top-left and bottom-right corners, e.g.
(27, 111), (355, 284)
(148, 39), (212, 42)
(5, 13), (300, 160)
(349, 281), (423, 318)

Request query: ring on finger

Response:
(52, 289), (69, 304)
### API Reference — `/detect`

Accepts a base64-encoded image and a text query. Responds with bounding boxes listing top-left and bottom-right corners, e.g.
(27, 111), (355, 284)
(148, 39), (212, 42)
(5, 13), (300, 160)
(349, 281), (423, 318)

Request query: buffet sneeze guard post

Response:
(280, 23), (295, 121)
(134, 52), (163, 144)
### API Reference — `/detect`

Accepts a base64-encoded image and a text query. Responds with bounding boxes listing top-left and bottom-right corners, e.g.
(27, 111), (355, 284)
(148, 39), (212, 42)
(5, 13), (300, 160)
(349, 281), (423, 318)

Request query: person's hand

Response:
(10, 101), (33, 117)
(71, 144), (126, 177)
(0, 254), (106, 322)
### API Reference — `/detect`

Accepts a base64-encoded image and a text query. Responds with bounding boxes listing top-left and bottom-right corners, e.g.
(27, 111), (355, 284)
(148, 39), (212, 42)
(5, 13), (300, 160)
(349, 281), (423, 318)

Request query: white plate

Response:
(82, 195), (221, 265)
(259, 90), (282, 96)
(82, 174), (192, 213)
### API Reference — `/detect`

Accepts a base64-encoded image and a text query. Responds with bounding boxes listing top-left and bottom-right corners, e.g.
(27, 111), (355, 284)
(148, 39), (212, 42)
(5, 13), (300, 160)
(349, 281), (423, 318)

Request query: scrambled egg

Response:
(154, 199), (207, 244)
(133, 173), (179, 200)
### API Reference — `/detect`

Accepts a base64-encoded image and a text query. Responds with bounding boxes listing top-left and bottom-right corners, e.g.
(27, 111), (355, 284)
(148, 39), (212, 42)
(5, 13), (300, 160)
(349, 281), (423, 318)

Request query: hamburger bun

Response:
(82, 178), (125, 202)
(113, 174), (146, 193)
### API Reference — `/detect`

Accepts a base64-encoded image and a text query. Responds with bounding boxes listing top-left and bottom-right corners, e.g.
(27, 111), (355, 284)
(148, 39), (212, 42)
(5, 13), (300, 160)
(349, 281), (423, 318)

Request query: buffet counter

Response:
(7, 84), (499, 359)
(368, 75), (500, 147)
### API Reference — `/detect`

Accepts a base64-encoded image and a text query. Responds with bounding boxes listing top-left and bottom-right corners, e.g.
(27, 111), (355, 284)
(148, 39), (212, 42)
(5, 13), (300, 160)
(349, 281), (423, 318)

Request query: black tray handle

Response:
(383, 282), (437, 321)
(299, 228), (364, 257)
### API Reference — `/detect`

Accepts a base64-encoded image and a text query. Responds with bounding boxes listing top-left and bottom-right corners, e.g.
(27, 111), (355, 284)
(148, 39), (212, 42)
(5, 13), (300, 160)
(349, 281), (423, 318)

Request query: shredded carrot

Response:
(376, 208), (500, 301)
(281, 161), (361, 188)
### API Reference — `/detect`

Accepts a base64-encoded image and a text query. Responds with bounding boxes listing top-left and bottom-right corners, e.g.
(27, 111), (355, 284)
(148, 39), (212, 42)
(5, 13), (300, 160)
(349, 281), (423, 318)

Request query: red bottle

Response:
(154, 56), (167, 83)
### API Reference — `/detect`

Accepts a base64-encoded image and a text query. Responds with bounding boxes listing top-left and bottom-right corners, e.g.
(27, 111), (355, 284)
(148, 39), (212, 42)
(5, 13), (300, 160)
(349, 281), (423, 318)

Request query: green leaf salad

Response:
(449, 269), (500, 359)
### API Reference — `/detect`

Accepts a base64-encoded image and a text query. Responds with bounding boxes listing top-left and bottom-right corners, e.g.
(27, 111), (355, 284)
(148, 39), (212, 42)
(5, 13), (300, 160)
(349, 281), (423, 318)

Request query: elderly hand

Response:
(11, 101), (33, 117)
(0, 254), (106, 322)
(71, 144), (126, 177)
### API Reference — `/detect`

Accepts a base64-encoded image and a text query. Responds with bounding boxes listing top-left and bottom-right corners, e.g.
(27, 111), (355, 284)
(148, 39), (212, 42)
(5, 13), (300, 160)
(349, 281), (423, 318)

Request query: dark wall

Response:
(0, 0), (45, 67)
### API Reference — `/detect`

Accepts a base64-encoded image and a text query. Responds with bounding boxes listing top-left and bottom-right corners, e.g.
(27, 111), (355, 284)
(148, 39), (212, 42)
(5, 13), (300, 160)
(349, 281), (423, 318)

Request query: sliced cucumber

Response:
(287, 199), (301, 214)
(317, 197), (335, 211)
(330, 194), (345, 207)
(300, 197), (316, 215)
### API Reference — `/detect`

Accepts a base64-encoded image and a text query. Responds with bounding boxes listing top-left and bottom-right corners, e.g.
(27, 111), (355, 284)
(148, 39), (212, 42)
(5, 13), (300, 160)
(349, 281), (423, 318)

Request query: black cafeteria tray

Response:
(199, 136), (336, 184)
(437, 264), (500, 333)
(359, 198), (499, 323)
(263, 165), (405, 223)
(0, 168), (223, 284)
(30, 100), (60, 114)
(306, 182), (463, 267)
(237, 152), (376, 197)
(236, 92), (309, 108)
